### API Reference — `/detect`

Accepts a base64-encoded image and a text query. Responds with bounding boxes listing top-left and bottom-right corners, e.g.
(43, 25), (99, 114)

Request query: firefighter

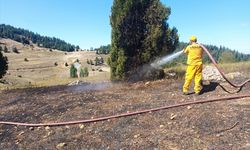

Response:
(183, 36), (203, 95)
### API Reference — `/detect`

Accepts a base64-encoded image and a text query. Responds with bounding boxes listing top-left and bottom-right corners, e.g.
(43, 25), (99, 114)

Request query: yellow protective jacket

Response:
(184, 43), (203, 65)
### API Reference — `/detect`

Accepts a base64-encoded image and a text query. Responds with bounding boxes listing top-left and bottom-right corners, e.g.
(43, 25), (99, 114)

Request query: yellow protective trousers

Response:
(183, 64), (202, 94)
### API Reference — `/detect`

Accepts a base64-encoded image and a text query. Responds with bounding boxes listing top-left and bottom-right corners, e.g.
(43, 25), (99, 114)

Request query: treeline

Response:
(95, 44), (111, 54)
(164, 42), (250, 67)
(0, 24), (79, 52)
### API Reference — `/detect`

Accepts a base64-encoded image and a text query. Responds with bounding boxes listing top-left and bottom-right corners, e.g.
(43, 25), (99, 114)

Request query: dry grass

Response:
(0, 39), (110, 90)
(218, 61), (250, 75)
(164, 61), (250, 79)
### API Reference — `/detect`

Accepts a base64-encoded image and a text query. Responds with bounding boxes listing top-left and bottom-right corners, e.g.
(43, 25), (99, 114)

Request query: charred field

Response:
(0, 79), (250, 149)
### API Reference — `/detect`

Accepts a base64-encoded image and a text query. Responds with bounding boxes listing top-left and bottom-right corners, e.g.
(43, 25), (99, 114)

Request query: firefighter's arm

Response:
(183, 47), (189, 54)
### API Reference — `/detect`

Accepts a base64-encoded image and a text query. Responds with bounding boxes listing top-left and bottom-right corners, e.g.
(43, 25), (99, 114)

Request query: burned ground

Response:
(0, 79), (250, 149)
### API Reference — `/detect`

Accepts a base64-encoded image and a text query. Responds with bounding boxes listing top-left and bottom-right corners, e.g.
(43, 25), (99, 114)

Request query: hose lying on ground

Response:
(0, 45), (250, 127)
(0, 94), (250, 127)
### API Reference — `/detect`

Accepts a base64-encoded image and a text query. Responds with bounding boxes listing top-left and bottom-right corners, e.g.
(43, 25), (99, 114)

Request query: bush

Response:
(3, 46), (9, 53)
(65, 62), (68, 67)
(84, 67), (89, 77)
(24, 58), (28, 62)
(80, 68), (85, 77)
(54, 62), (58, 66)
(90, 60), (94, 65)
(70, 64), (77, 78)
(80, 67), (89, 77)
(13, 47), (19, 53)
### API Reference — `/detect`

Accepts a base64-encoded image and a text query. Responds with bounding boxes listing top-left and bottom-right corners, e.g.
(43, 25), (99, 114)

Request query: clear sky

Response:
(0, 0), (250, 54)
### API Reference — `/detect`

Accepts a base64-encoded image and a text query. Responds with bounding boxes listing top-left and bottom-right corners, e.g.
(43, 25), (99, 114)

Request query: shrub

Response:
(84, 67), (89, 77)
(80, 67), (89, 77)
(3, 46), (9, 53)
(70, 64), (77, 78)
(90, 60), (94, 65)
(13, 47), (19, 53)
(24, 58), (28, 62)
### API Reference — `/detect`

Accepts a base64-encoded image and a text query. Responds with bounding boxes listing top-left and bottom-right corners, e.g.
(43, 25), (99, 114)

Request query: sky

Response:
(0, 0), (250, 54)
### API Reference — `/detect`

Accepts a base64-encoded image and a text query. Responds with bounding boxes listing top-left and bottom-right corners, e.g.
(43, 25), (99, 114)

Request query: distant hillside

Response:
(0, 24), (80, 52)
(164, 42), (250, 67)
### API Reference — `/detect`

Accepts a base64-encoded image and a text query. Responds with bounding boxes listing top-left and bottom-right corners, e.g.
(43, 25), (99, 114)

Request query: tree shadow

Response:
(200, 81), (219, 95)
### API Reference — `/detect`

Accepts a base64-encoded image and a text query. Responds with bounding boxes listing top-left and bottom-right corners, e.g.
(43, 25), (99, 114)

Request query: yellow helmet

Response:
(189, 35), (197, 42)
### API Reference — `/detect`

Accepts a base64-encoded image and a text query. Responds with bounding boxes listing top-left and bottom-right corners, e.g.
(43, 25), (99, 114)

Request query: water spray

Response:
(150, 51), (183, 69)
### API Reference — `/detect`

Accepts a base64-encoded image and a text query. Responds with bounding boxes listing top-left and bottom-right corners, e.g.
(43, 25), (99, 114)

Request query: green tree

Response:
(70, 64), (77, 78)
(100, 57), (104, 64)
(84, 67), (89, 77)
(80, 67), (89, 77)
(95, 57), (99, 66)
(3, 46), (8, 53)
(90, 59), (94, 65)
(80, 68), (85, 77)
(0, 47), (8, 78)
(109, 0), (179, 80)
(76, 45), (80, 51)
(219, 51), (236, 63)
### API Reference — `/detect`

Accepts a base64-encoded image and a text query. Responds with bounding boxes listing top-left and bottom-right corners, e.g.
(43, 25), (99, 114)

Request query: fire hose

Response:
(200, 44), (250, 88)
(0, 45), (250, 127)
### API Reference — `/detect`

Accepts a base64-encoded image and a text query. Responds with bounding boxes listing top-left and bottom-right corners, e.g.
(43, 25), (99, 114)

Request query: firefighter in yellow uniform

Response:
(183, 36), (203, 95)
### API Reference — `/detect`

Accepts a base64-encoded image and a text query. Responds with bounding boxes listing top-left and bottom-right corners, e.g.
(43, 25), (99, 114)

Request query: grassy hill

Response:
(0, 24), (79, 52)
(0, 38), (110, 89)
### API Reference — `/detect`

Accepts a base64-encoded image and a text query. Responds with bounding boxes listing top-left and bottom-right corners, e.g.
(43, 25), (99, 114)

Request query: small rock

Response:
(15, 140), (20, 145)
(79, 124), (85, 129)
(18, 131), (24, 136)
(160, 125), (164, 128)
(29, 127), (34, 131)
(187, 106), (192, 110)
(65, 125), (70, 129)
(216, 133), (224, 137)
(56, 143), (67, 149)
(145, 81), (150, 86)
(170, 114), (177, 120)
(45, 126), (50, 131)
(134, 134), (140, 138)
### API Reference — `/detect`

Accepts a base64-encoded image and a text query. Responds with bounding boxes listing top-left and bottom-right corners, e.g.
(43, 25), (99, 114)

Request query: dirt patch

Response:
(0, 79), (250, 149)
